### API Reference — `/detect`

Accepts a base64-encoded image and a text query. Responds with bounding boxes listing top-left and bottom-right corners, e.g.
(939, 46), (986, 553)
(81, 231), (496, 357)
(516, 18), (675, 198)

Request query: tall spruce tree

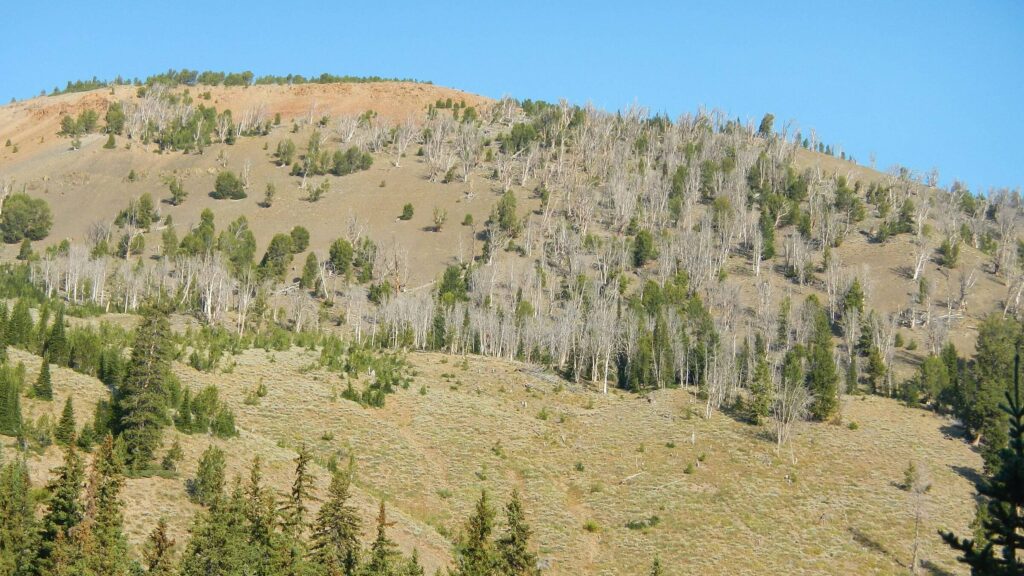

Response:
(78, 434), (130, 575)
(311, 459), (362, 575)
(189, 445), (226, 507)
(806, 299), (839, 421)
(116, 304), (174, 470)
(179, 480), (253, 576)
(33, 360), (53, 400)
(0, 366), (23, 437)
(41, 441), (85, 567)
(454, 490), (497, 576)
(46, 307), (69, 366)
(943, 349), (1024, 574)
(0, 458), (40, 576)
(496, 490), (539, 576)
(962, 315), (1023, 471)
(55, 396), (76, 445)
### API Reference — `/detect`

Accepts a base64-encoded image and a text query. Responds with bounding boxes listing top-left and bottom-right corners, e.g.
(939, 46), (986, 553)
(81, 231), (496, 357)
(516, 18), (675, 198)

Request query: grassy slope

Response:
(3, 342), (981, 575)
(0, 83), (998, 574)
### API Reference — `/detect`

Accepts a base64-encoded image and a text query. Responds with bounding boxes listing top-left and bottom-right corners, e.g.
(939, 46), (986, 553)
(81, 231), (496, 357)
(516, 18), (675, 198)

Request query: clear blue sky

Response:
(2, 1), (1021, 191)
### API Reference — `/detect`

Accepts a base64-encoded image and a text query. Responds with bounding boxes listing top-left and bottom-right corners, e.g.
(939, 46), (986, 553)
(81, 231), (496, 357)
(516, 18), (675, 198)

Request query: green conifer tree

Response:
(143, 518), (176, 575)
(0, 367), (23, 437)
(364, 500), (400, 575)
(453, 490), (497, 576)
(116, 305), (174, 470)
(55, 396), (76, 445)
(311, 458), (362, 575)
(40, 441), (85, 567)
(189, 445), (226, 507)
(496, 490), (539, 576)
(943, 349), (1024, 573)
(33, 361), (53, 400)
(0, 458), (40, 576)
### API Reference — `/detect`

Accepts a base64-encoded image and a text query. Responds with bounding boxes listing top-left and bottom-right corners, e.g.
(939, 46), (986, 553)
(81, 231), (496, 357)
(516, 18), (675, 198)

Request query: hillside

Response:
(0, 79), (1016, 575)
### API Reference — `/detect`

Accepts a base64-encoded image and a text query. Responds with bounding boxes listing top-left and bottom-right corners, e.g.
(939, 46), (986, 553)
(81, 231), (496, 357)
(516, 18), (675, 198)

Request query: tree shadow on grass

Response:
(849, 527), (906, 569)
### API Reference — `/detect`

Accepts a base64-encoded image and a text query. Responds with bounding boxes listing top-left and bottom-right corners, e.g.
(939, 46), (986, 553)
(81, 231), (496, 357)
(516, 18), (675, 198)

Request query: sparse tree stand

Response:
(943, 350), (1024, 575)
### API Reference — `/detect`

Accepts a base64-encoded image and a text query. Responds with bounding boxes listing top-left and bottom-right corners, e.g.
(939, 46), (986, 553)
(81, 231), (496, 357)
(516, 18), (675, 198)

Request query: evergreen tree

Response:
(79, 434), (130, 575)
(496, 490), (539, 576)
(6, 299), (33, 349)
(0, 366), (23, 437)
(116, 304), (174, 470)
(41, 442), (85, 567)
(453, 490), (497, 576)
(963, 315), (1023, 471)
(364, 500), (401, 576)
(748, 348), (773, 425)
(244, 457), (285, 576)
(312, 458), (362, 575)
(179, 480), (253, 576)
(806, 300), (839, 421)
(189, 445), (226, 507)
(0, 458), (39, 576)
(46, 307), (69, 366)
(943, 349), (1024, 574)
(175, 388), (194, 432)
(283, 443), (316, 535)
(33, 360), (53, 400)
(301, 252), (320, 291)
(649, 557), (664, 576)
(55, 396), (76, 445)
(16, 238), (32, 261)
(143, 518), (176, 575)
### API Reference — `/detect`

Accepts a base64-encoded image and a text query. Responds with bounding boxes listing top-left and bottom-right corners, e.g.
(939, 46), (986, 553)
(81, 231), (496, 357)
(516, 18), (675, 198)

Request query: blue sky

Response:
(2, 1), (1021, 191)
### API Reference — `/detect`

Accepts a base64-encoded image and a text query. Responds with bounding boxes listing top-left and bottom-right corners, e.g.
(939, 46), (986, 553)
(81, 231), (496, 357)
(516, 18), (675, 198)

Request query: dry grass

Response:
(2, 344), (979, 575)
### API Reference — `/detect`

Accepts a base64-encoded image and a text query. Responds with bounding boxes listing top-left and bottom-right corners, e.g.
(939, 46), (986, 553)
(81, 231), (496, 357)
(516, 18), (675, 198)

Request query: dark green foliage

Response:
(1, 193), (53, 243)
(33, 361), (53, 400)
(494, 190), (520, 236)
(212, 170), (247, 199)
(260, 233), (295, 281)
(453, 490), (497, 576)
(0, 365), (23, 436)
(330, 146), (373, 176)
(758, 113), (775, 137)
(633, 230), (657, 267)
(499, 123), (537, 154)
(290, 225), (310, 252)
(312, 460), (362, 574)
(45, 307), (69, 366)
(843, 279), (865, 316)
(960, 315), (1024, 471)
(143, 518), (176, 575)
(943, 351), (1024, 574)
(217, 216), (257, 276)
(806, 298), (839, 421)
(115, 305), (174, 470)
(40, 442), (84, 567)
(301, 252), (320, 290)
(496, 490), (539, 576)
(400, 203), (414, 221)
(364, 501), (401, 575)
(939, 238), (960, 268)
(16, 239), (32, 261)
(55, 397), (76, 445)
(104, 101), (125, 134)
(0, 458), (40, 576)
(438, 265), (469, 306)
(330, 238), (354, 276)
(748, 349), (773, 425)
(103, 133), (116, 149)
(188, 444), (226, 507)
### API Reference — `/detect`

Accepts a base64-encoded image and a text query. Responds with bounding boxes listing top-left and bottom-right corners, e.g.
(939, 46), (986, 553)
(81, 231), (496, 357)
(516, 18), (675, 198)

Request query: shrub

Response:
(290, 226), (310, 252)
(211, 171), (246, 199)
(400, 203), (414, 221)
(0, 193), (52, 243)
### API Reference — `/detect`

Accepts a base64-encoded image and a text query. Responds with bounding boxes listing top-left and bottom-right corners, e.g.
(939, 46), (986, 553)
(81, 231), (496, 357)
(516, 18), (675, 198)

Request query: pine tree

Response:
(175, 388), (194, 432)
(496, 490), (538, 576)
(806, 300), (839, 421)
(41, 441), (85, 567)
(282, 443), (316, 535)
(189, 445), (226, 507)
(0, 458), (40, 576)
(301, 252), (320, 290)
(79, 434), (130, 575)
(55, 396), (76, 445)
(116, 304), (174, 470)
(243, 457), (282, 576)
(943, 349), (1024, 573)
(160, 438), (183, 472)
(454, 490), (497, 576)
(5, 299), (33, 349)
(364, 500), (400, 576)
(143, 518), (176, 575)
(312, 458), (362, 575)
(0, 366), (23, 437)
(46, 308), (69, 366)
(33, 360), (53, 400)
(179, 480), (253, 576)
